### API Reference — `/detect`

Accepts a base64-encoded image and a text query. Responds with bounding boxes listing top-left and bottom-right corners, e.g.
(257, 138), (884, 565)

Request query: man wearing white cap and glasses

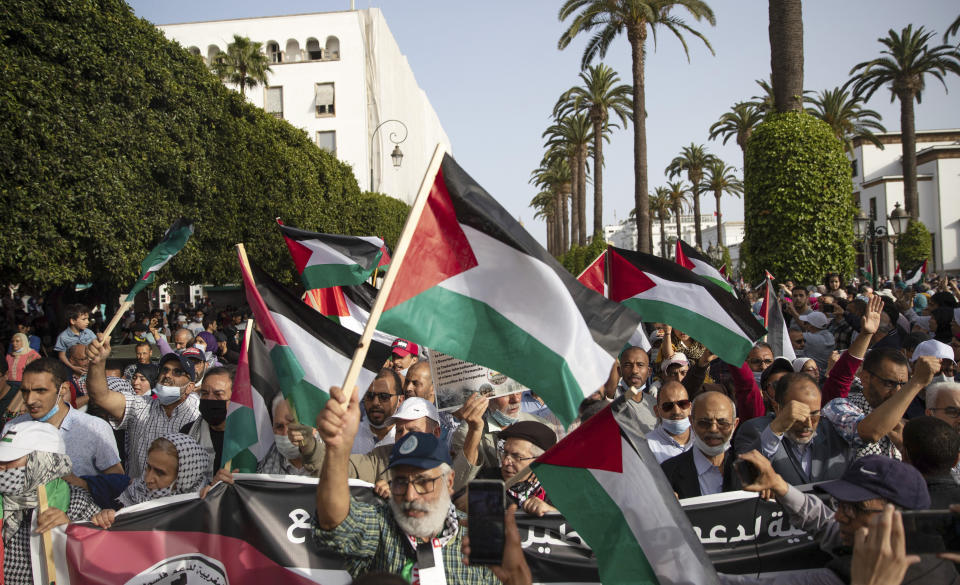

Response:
(0, 421), (100, 585)
(904, 339), (957, 420)
(797, 311), (835, 375)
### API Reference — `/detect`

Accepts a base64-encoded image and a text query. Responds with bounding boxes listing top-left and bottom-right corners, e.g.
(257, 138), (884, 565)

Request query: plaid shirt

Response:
(312, 497), (498, 584)
(821, 392), (900, 459)
(4, 485), (99, 585)
(110, 392), (200, 479)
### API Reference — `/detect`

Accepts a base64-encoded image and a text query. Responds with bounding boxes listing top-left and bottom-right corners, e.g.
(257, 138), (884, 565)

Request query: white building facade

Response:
(851, 129), (960, 276)
(604, 214), (726, 255)
(159, 9), (451, 204)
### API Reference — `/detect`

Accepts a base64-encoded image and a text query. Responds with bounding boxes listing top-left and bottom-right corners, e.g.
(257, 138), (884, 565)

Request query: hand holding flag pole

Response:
(337, 144), (447, 403)
(37, 483), (57, 585)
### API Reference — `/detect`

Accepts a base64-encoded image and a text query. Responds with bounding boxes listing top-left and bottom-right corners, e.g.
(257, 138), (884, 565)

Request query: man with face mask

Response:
(180, 347), (208, 385)
(389, 339), (419, 378)
(4, 358), (123, 480)
(85, 334), (200, 479)
(181, 367), (232, 476)
(354, 369), (404, 454)
(660, 391), (742, 498)
(257, 394), (309, 476)
(646, 381), (694, 463)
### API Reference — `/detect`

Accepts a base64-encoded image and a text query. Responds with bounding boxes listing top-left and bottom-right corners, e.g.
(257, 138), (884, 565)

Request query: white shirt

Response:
(692, 447), (724, 496)
(352, 422), (395, 454)
(646, 425), (693, 464)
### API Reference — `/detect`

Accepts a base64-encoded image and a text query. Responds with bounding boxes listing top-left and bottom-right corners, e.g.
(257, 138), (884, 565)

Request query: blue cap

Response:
(158, 352), (198, 382)
(387, 432), (452, 471)
(816, 455), (930, 510)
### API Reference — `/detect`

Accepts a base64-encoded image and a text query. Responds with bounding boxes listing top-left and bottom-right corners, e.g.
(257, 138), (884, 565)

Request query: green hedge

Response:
(895, 219), (932, 269)
(741, 111), (855, 283)
(559, 232), (607, 276)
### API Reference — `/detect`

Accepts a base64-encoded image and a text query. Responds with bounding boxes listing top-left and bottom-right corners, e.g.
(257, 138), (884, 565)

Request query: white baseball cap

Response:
(0, 421), (66, 462)
(799, 311), (830, 330)
(385, 397), (439, 426)
(661, 353), (689, 374)
(911, 339), (955, 363)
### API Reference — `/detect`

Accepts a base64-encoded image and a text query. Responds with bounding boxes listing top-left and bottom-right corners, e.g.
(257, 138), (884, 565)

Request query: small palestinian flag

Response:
(238, 256), (393, 425)
(902, 260), (927, 287)
(532, 406), (720, 585)
(675, 239), (735, 295)
(278, 221), (387, 289)
(125, 218), (194, 301)
(608, 245), (766, 365)
(222, 329), (280, 472)
(759, 277), (795, 360)
(378, 154), (641, 426)
(577, 251), (650, 352)
(304, 284), (397, 347)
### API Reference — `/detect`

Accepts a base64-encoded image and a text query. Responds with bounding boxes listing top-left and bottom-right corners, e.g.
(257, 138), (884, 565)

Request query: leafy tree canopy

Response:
(559, 232), (607, 277)
(895, 220), (932, 269)
(0, 0), (408, 291)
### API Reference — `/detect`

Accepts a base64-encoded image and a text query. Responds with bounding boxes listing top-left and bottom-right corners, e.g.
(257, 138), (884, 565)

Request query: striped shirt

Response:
(110, 392), (200, 478)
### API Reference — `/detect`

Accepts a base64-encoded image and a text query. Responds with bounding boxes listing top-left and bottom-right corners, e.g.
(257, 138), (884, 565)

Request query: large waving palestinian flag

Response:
(577, 251), (650, 352)
(675, 239), (735, 295)
(238, 256), (393, 425)
(608, 246), (765, 365)
(304, 283), (396, 347)
(532, 405), (720, 585)
(378, 154), (641, 426)
(222, 329), (280, 472)
(278, 222), (389, 289)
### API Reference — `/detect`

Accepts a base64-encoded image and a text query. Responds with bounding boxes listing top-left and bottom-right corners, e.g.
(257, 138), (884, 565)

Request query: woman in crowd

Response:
(5, 333), (40, 392)
(130, 362), (159, 396)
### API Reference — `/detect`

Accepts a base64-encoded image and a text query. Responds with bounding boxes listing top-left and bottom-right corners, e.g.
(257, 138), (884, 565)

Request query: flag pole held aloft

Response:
(338, 144), (447, 402)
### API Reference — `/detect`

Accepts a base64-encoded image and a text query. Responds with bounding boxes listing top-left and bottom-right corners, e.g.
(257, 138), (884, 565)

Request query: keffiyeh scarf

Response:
(1, 451), (71, 544)
(118, 433), (211, 507)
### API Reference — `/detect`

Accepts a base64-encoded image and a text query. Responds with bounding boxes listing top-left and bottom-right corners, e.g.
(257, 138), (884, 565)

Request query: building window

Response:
(265, 86), (283, 119)
(325, 36), (340, 60)
(306, 38), (323, 61)
(869, 197), (877, 221)
(851, 159), (858, 177)
(284, 39), (301, 62)
(266, 41), (282, 63)
(317, 131), (336, 155)
(315, 83), (335, 116)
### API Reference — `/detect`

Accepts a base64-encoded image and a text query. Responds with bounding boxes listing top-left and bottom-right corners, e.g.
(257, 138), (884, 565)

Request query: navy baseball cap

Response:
(387, 432), (452, 471)
(816, 455), (930, 510)
(158, 353), (198, 382)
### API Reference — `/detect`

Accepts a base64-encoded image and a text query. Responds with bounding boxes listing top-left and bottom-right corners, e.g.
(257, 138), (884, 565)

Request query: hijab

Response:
(0, 450), (72, 544)
(117, 433), (210, 507)
(10, 333), (30, 356)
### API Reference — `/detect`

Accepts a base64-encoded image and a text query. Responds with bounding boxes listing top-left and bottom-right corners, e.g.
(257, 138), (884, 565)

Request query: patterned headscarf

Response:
(9, 333), (31, 356)
(118, 433), (211, 507)
(1, 451), (72, 544)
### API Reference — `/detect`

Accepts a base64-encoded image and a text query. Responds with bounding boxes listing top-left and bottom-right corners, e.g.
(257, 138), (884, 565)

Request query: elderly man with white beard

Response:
(313, 385), (524, 585)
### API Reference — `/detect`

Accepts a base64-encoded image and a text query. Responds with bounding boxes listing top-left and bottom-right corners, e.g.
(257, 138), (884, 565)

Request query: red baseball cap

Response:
(391, 338), (419, 358)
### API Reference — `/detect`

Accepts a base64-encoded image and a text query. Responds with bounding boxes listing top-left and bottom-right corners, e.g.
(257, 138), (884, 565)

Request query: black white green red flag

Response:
(759, 277), (796, 361)
(222, 329), (280, 471)
(124, 218), (194, 302)
(608, 246), (766, 365)
(675, 239), (735, 295)
(902, 260), (927, 287)
(532, 405), (720, 585)
(577, 251), (650, 352)
(303, 283), (396, 347)
(377, 154), (641, 426)
(278, 222), (389, 289)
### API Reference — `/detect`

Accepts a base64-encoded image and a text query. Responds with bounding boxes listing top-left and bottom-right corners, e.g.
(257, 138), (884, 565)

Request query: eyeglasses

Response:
(929, 406), (960, 418)
(660, 399), (692, 412)
(828, 497), (884, 517)
(498, 447), (537, 464)
(749, 358), (774, 367)
(388, 474), (442, 495)
(864, 370), (907, 392)
(695, 418), (734, 431)
(363, 392), (399, 403)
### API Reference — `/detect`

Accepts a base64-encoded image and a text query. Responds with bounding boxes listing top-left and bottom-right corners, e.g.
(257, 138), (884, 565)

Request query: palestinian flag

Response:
(222, 330), (280, 472)
(532, 405), (720, 585)
(378, 154), (641, 426)
(902, 260), (927, 287)
(759, 277), (795, 360)
(124, 218), (194, 301)
(675, 239), (735, 295)
(577, 251), (650, 352)
(608, 246), (766, 365)
(278, 222), (387, 289)
(238, 256), (393, 425)
(304, 283), (397, 347)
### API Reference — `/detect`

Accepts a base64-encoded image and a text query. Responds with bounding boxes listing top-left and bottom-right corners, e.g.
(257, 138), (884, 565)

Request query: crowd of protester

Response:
(0, 272), (958, 585)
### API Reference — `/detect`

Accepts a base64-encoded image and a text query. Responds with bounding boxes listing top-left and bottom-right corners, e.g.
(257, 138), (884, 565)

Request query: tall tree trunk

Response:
(628, 25), (651, 253)
(898, 90), (919, 219)
(715, 191), (724, 247)
(569, 158), (580, 247)
(578, 147), (588, 245)
(691, 182), (703, 249)
(648, 215), (654, 253)
(768, 0), (804, 113)
(561, 187), (570, 252)
(674, 207), (683, 246)
(592, 114), (604, 237)
(659, 217), (667, 257)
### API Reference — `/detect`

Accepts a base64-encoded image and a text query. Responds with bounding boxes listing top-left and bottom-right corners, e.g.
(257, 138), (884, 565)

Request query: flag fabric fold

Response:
(532, 405), (720, 585)
(304, 283), (397, 347)
(607, 245), (766, 365)
(278, 222), (386, 289)
(222, 329), (280, 471)
(377, 154), (641, 426)
(759, 277), (796, 361)
(125, 218), (194, 301)
(675, 240), (735, 295)
(577, 251), (650, 352)
(902, 260), (927, 287)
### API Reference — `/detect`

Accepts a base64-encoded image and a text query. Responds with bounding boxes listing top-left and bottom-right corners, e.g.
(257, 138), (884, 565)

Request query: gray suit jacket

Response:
(741, 416), (853, 485)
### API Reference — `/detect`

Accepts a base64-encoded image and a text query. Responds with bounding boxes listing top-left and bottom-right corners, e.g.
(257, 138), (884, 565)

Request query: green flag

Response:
(125, 218), (194, 302)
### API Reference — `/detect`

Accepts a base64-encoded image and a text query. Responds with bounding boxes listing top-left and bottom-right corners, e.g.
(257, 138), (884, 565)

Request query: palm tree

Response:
(700, 160), (743, 247)
(768, 0), (804, 112)
(945, 14), (960, 43)
(665, 143), (716, 249)
(530, 154), (573, 253)
(211, 35), (272, 98)
(650, 187), (673, 257)
(530, 191), (559, 255)
(805, 84), (886, 154)
(544, 113), (593, 246)
(558, 0), (715, 254)
(665, 180), (689, 244)
(709, 102), (763, 164)
(850, 25), (960, 218)
(556, 64), (633, 236)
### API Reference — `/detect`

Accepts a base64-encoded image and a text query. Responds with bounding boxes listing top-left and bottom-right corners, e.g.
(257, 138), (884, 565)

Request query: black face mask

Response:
(199, 399), (227, 426)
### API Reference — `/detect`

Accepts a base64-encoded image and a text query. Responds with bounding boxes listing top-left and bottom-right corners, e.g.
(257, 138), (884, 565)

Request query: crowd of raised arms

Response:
(0, 271), (958, 585)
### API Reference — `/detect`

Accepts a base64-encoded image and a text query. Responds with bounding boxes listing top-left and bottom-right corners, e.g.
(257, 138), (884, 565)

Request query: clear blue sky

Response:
(127, 0), (959, 246)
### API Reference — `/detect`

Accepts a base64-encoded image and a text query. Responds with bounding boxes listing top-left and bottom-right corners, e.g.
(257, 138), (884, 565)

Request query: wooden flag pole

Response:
(101, 299), (134, 340)
(338, 144), (447, 402)
(37, 483), (57, 585)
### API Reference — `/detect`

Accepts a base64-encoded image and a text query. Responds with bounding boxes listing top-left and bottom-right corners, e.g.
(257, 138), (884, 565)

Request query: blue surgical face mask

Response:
(490, 408), (519, 428)
(37, 400), (60, 423)
(660, 417), (690, 435)
(753, 371), (764, 387)
(155, 384), (183, 406)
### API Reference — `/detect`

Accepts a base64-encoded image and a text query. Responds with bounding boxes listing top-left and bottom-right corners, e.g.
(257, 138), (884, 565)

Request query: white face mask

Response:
(930, 373), (955, 386)
(273, 434), (301, 460)
(693, 429), (731, 457)
(155, 384), (183, 405)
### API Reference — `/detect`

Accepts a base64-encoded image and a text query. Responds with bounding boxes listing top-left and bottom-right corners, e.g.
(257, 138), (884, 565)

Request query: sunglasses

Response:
(659, 399), (691, 412)
(363, 392), (399, 403)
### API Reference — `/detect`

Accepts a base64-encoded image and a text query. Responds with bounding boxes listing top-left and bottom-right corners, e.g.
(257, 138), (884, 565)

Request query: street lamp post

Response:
(854, 202), (909, 286)
(369, 119), (408, 192)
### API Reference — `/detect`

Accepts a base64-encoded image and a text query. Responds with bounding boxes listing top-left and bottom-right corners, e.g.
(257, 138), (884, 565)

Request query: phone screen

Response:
(467, 480), (506, 565)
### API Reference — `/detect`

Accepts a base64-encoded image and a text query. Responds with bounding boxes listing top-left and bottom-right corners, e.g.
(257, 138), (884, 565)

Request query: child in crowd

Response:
(54, 303), (96, 375)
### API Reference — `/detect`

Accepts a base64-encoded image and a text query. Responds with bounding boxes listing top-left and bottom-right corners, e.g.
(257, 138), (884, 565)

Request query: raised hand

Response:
(861, 295), (884, 336)
(315, 385), (360, 451)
